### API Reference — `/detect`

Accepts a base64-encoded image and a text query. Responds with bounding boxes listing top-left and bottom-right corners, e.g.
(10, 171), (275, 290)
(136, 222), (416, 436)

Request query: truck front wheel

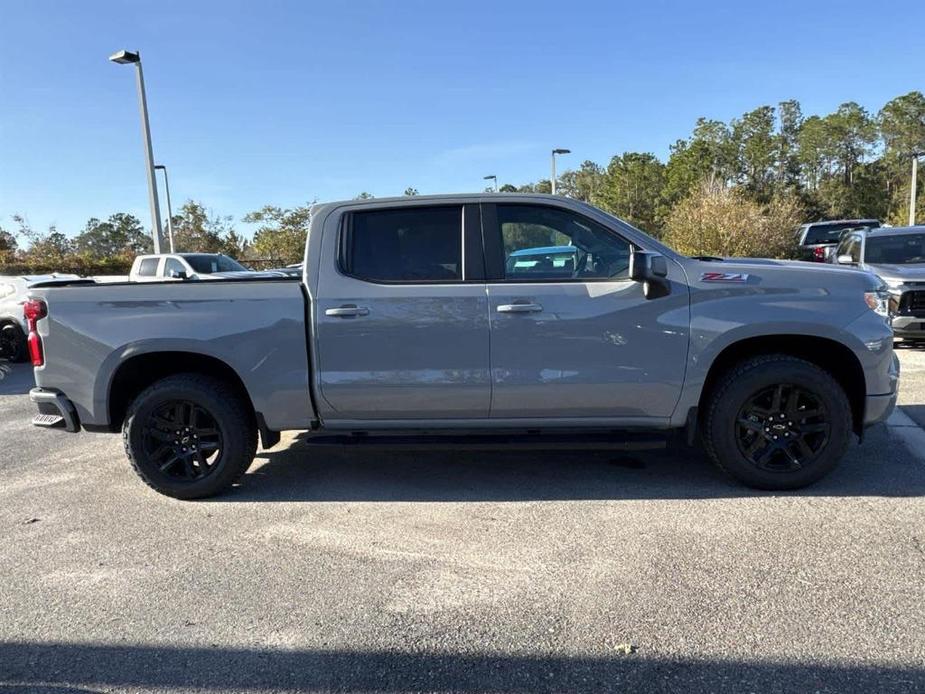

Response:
(702, 355), (853, 490)
(123, 374), (258, 499)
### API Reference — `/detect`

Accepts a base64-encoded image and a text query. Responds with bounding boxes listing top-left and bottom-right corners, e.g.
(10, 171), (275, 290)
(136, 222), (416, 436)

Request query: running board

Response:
(299, 432), (666, 452)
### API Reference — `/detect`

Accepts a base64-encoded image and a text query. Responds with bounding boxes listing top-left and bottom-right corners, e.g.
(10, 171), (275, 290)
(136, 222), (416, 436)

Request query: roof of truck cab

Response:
(866, 225), (925, 236)
(317, 192), (571, 208)
(803, 218), (880, 227)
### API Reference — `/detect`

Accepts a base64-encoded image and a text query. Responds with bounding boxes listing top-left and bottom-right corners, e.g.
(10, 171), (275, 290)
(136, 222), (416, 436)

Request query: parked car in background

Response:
(0, 274), (85, 361)
(832, 225), (925, 339)
(26, 194), (897, 499)
(796, 219), (881, 262)
(266, 263), (303, 278)
(128, 253), (285, 282)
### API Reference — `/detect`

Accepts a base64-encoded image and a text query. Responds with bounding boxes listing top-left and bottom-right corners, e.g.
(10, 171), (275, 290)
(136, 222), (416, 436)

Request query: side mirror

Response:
(629, 250), (670, 299)
(169, 269), (188, 280)
(836, 255), (854, 265)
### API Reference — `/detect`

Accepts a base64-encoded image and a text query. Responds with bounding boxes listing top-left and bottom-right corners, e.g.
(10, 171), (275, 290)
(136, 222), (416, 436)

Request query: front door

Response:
(483, 202), (689, 420)
(314, 203), (491, 421)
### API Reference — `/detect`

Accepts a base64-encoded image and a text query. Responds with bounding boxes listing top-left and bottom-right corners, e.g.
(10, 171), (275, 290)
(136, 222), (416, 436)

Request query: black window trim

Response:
(480, 201), (637, 284)
(336, 203), (485, 285)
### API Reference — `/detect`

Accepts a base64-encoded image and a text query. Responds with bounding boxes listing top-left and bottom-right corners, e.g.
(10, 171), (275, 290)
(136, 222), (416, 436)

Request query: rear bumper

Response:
(29, 387), (80, 433)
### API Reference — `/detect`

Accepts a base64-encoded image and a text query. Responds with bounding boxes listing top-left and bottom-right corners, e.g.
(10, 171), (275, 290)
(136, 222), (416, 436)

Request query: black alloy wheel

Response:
(735, 383), (829, 473)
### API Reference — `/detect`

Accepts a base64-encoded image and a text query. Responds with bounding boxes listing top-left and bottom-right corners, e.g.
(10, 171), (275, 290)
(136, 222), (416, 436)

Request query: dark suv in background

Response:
(797, 219), (881, 262)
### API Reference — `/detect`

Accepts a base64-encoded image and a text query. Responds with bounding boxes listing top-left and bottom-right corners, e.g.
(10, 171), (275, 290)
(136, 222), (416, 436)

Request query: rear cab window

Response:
(340, 206), (463, 283)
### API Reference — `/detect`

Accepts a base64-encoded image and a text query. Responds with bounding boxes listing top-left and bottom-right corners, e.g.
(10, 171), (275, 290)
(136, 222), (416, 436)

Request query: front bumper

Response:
(892, 315), (925, 338)
(29, 387), (80, 433)
(863, 352), (900, 427)
(864, 391), (898, 427)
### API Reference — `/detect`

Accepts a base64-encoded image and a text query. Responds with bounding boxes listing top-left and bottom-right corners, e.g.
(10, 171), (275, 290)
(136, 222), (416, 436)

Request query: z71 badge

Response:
(700, 271), (749, 283)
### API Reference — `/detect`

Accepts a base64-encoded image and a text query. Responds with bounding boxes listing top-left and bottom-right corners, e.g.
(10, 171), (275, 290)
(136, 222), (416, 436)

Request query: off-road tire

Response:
(123, 373), (258, 499)
(0, 322), (27, 362)
(702, 354), (852, 490)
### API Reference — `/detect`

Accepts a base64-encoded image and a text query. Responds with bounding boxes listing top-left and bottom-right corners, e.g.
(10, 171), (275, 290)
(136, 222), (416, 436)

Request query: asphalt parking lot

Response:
(2, 352), (925, 694)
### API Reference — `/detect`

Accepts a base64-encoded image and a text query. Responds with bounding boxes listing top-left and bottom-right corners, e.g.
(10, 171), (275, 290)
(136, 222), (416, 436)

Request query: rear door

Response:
(314, 203), (491, 421)
(482, 202), (689, 421)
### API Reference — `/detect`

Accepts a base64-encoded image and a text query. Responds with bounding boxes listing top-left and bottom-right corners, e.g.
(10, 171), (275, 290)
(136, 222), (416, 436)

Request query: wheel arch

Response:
(698, 335), (867, 435)
(106, 351), (261, 439)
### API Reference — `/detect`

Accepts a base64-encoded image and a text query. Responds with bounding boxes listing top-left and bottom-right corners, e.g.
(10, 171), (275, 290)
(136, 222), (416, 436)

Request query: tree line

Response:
(2, 91), (924, 274)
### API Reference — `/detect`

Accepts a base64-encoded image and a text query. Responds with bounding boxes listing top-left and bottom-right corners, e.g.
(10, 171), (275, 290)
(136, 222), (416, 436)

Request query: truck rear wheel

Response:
(123, 374), (258, 499)
(702, 355), (852, 490)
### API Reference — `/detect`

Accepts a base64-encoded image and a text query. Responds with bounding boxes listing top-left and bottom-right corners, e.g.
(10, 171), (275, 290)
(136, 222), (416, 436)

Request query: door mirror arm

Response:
(629, 250), (670, 299)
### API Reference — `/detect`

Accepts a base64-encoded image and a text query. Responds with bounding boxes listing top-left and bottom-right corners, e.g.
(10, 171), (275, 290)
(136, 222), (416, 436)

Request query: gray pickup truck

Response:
(26, 194), (899, 499)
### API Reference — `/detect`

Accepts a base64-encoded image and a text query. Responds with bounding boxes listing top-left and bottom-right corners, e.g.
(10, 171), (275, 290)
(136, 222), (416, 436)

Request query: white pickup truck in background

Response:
(128, 253), (284, 282)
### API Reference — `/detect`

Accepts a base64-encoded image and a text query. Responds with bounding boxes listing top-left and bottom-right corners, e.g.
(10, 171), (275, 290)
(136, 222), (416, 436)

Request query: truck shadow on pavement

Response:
(0, 361), (33, 396)
(1, 642), (923, 693)
(218, 423), (925, 503)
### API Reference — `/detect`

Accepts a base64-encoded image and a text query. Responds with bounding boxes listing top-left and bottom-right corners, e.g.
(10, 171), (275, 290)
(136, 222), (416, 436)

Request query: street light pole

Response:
(154, 165), (175, 252)
(109, 49), (164, 254)
(483, 174), (498, 192)
(910, 154), (920, 227)
(551, 148), (571, 195)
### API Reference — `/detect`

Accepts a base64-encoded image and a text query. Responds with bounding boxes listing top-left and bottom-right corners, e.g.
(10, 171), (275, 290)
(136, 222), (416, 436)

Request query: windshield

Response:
(184, 254), (247, 274)
(865, 234), (925, 265)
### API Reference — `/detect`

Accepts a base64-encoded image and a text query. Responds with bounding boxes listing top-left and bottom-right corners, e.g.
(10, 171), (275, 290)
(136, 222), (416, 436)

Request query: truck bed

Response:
(29, 277), (314, 433)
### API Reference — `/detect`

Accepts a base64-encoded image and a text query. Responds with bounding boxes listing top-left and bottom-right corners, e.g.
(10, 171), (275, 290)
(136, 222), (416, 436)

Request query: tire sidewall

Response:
(125, 378), (252, 499)
(0, 323), (26, 362)
(707, 360), (852, 490)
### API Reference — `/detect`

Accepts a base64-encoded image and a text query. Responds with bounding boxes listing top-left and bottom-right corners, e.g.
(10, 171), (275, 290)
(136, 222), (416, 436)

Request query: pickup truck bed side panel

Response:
(32, 280), (313, 431)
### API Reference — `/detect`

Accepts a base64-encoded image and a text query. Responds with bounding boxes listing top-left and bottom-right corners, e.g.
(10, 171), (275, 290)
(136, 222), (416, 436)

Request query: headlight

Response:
(865, 289), (891, 317)
(882, 277), (905, 295)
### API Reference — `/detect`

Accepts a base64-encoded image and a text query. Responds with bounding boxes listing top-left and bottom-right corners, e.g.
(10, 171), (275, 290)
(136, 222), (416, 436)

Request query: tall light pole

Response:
(109, 49), (164, 254)
(551, 148), (570, 195)
(154, 164), (175, 252)
(483, 174), (498, 192)
(910, 153), (921, 227)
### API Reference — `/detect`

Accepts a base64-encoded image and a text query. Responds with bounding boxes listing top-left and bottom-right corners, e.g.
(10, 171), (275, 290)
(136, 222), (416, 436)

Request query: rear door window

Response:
(137, 258), (159, 277)
(341, 206), (463, 282)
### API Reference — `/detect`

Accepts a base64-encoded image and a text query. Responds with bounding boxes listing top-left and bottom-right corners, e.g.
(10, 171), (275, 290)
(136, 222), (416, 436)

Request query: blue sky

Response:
(2, 0), (924, 238)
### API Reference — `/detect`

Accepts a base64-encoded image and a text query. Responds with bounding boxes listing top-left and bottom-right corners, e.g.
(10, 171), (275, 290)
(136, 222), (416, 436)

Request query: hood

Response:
(694, 255), (866, 276)
(684, 254), (882, 292)
(864, 263), (925, 283)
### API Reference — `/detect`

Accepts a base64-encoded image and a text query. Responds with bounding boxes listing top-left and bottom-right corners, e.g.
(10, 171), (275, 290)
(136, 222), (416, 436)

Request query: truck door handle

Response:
(325, 305), (369, 318)
(497, 302), (543, 313)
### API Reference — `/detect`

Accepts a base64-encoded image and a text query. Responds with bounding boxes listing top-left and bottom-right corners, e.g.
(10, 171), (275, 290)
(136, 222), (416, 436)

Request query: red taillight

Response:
(23, 299), (47, 367)
(813, 247), (826, 261)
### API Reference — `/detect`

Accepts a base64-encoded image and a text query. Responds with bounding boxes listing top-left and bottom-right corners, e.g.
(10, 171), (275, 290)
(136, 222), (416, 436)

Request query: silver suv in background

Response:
(797, 219), (880, 262)
(832, 225), (925, 339)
